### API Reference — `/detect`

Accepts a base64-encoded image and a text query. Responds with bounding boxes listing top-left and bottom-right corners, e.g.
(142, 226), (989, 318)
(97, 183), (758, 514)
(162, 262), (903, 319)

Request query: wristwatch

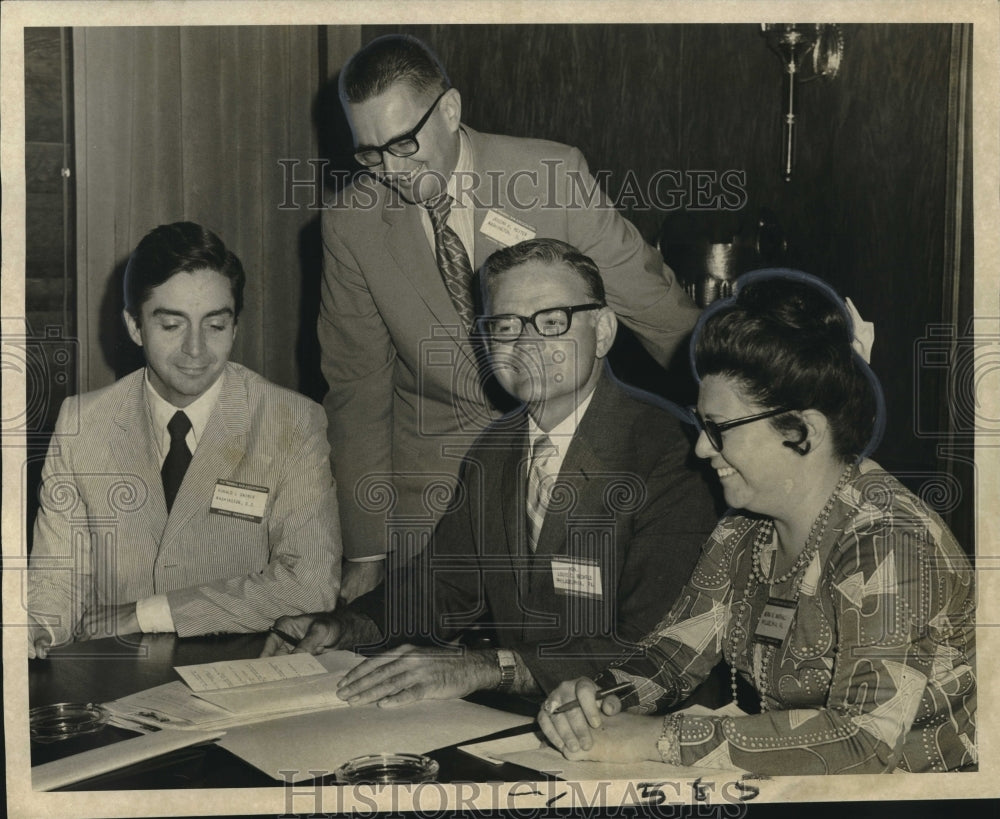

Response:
(495, 649), (516, 692)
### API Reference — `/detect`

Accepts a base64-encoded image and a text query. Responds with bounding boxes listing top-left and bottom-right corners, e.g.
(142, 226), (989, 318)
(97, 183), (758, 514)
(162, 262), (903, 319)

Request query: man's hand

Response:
(260, 609), (380, 657)
(338, 560), (385, 603)
(336, 644), (499, 708)
(28, 624), (52, 659)
(74, 603), (140, 641)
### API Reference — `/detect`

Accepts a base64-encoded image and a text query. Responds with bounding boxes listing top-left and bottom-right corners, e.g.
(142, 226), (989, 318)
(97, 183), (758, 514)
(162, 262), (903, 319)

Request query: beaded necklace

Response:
(728, 462), (853, 712)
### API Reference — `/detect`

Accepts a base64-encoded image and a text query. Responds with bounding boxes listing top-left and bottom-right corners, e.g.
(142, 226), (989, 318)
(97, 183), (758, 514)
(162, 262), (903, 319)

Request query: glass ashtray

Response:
(30, 702), (110, 743)
(335, 752), (439, 784)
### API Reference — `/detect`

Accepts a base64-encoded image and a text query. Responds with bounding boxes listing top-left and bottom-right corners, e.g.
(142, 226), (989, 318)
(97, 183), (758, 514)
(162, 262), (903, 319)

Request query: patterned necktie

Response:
(425, 192), (476, 330)
(161, 410), (192, 513)
(526, 434), (558, 553)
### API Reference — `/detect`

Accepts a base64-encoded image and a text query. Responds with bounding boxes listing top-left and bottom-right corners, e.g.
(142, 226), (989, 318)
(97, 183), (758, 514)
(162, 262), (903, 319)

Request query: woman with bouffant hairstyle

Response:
(538, 270), (976, 774)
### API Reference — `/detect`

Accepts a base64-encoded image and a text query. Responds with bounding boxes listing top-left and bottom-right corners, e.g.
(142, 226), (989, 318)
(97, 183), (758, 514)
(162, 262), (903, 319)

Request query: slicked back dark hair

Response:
(339, 34), (450, 104)
(693, 272), (878, 461)
(123, 222), (245, 323)
(481, 238), (607, 306)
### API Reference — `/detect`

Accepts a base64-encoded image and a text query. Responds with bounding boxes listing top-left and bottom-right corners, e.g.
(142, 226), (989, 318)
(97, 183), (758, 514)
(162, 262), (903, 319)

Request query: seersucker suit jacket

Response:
(28, 362), (342, 644)
(350, 368), (719, 692)
(319, 126), (701, 560)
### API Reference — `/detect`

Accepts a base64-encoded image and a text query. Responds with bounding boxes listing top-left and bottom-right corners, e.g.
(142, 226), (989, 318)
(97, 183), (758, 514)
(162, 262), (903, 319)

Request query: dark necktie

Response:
(161, 410), (192, 513)
(426, 192), (476, 330)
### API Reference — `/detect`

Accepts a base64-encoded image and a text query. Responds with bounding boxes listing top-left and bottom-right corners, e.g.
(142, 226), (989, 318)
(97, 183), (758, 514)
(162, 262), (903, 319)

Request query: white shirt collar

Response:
(144, 368), (225, 460)
(527, 384), (599, 459)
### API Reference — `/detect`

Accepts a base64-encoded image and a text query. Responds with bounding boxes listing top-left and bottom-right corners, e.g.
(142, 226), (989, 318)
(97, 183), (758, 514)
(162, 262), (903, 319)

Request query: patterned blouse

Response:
(596, 460), (976, 774)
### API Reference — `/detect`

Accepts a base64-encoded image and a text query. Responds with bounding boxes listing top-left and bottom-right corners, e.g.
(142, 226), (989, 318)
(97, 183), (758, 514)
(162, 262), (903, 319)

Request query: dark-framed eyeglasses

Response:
(690, 406), (791, 452)
(353, 88), (450, 168)
(475, 304), (603, 343)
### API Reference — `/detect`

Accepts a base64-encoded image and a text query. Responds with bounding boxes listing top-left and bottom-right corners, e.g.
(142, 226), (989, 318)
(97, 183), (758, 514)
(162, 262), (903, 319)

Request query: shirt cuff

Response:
(347, 554), (387, 563)
(135, 595), (176, 633)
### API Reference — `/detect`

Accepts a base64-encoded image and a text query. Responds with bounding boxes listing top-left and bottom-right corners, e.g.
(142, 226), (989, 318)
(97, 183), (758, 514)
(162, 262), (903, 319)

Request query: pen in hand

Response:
(550, 681), (634, 715)
(269, 625), (300, 647)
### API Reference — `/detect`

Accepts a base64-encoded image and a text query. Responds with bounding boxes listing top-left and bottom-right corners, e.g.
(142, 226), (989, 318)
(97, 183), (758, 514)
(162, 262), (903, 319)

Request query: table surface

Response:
(28, 633), (551, 790)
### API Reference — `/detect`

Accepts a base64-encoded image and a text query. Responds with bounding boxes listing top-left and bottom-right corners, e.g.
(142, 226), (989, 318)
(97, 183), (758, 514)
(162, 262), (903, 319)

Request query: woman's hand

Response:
(538, 678), (660, 763)
(538, 677), (618, 754)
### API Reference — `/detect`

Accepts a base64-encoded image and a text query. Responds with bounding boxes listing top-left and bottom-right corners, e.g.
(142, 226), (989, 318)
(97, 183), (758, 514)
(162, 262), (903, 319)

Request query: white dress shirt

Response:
(525, 385), (598, 531)
(135, 370), (225, 632)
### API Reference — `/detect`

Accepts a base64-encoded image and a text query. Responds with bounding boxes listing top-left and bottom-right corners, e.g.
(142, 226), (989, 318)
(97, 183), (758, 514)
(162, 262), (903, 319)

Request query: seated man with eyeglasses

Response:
(262, 239), (717, 706)
(319, 34), (701, 602)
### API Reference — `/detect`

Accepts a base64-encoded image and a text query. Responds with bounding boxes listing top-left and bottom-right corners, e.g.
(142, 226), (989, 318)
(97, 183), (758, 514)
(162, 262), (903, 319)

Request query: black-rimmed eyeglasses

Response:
(353, 88), (450, 168)
(475, 304), (603, 343)
(690, 406), (791, 452)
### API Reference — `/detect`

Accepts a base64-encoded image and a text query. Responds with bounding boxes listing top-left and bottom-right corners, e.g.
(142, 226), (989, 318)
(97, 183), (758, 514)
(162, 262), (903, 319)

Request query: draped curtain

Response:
(73, 25), (359, 396)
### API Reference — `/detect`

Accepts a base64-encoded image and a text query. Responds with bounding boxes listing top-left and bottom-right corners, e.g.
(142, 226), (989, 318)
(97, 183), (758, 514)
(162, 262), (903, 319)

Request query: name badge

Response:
(551, 557), (603, 599)
(479, 209), (536, 247)
(210, 479), (269, 523)
(753, 597), (798, 647)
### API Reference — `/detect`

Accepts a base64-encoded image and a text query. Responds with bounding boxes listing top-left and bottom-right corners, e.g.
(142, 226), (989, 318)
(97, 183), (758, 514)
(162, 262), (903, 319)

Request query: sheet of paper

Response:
(106, 681), (233, 728)
(31, 729), (225, 791)
(218, 698), (533, 782)
(174, 652), (327, 691)
(194, 670), (349, 715)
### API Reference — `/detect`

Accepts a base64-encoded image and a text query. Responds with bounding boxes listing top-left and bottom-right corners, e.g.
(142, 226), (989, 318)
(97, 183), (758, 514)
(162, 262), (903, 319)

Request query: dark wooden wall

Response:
(365, 23), (973, 548)
(24, 27), (76, 546)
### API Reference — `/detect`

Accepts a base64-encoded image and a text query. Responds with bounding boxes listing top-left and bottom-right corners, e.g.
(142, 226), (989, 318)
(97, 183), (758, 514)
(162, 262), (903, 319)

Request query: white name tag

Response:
(753, 597), (798, 647)
(210, 479), (269, 523)
(479, 209), (536, 247)
(551, 557), (603, 599)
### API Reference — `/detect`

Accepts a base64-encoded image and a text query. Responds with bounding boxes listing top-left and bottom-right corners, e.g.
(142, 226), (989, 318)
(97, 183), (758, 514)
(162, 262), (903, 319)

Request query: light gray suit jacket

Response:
(319, 127), (700, 559)
(28, 362), (342, 644)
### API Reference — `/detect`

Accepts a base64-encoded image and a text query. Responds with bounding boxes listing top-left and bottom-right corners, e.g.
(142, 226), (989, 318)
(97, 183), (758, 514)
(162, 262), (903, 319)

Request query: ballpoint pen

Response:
(269, 625), (300, 646)
(549, 681), (634, 715)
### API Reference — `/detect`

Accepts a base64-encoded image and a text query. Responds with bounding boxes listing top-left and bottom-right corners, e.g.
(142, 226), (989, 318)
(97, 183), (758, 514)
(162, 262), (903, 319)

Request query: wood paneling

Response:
(24, 27), (76, 552)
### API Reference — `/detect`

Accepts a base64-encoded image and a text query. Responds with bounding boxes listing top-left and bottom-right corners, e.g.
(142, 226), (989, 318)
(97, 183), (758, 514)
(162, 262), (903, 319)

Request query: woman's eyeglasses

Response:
(690, 406), (791, 452)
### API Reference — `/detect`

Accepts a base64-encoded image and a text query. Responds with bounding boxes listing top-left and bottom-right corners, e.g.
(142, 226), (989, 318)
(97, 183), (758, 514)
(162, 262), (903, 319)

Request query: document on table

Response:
(174, 652), (328, 691)
(218, 698), (534, 782)
(105, 651), (365, 731)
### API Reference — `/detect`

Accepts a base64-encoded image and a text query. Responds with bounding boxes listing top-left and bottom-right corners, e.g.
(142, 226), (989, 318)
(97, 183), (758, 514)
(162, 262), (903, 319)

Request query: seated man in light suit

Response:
(262, 239), (717, 704)
(320, 34), (701, 600)
(27, 222), (342, 658)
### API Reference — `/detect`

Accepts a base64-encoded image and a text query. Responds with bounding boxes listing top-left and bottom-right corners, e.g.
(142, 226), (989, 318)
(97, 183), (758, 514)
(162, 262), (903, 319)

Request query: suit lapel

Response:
(109, 372), (169, 542)
(161, 366), (249, 547)
(533, 373), (620, 556)
(381, 192), (483, 376)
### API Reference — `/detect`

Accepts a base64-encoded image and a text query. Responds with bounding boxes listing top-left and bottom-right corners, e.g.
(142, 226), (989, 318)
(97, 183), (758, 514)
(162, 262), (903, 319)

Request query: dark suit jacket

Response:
(319, 127), (701, 559)
(28, 363), (342, 643)
(351, 368), (718, 692)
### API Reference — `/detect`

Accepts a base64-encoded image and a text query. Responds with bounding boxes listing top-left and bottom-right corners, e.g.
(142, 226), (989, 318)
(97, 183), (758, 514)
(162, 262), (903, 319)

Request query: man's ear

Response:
(594, 307), (618, 359)
(441, 87), (462, 132)
(123, 309), (143, 347)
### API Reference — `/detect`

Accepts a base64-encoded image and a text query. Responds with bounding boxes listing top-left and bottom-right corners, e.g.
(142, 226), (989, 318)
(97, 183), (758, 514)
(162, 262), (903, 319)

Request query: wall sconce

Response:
(761, 24), (844, 181)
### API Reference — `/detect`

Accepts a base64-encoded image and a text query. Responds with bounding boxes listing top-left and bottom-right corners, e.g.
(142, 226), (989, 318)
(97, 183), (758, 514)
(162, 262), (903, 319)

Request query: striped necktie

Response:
(526, 434), (558, 553)
(426, 192), (476, 330)
(161, 410), (192, 513)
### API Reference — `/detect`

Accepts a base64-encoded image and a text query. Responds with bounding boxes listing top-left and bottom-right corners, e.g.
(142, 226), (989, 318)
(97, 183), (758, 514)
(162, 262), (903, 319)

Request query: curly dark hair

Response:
(692, 270), (881, 461)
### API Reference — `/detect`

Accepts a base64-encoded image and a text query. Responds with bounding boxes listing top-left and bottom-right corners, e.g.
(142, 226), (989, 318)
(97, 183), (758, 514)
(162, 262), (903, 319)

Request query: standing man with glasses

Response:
(264, 239), (716, 706)
(321, 35), (701, 599)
